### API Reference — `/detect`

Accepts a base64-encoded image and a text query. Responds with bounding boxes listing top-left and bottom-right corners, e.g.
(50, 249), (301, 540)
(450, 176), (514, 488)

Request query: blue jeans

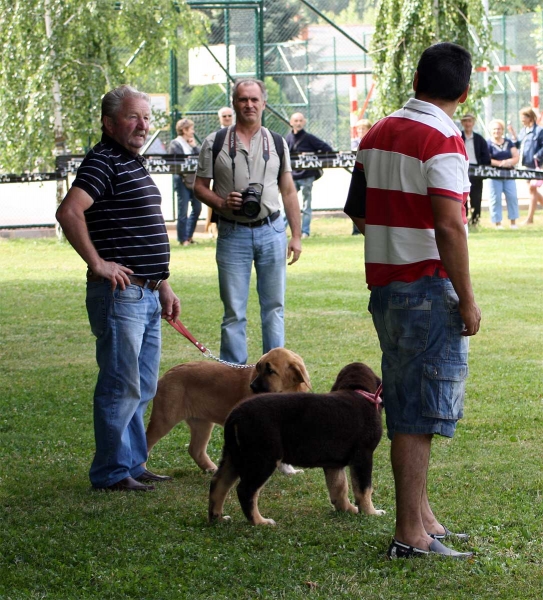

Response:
(295, 176), (316, 236)
(216, 216), (288, 364)
(174, 175), (202, 242)
(86, 282), (162, 488)
(488, 178), (519, 223)
(369, 276), (469, 440)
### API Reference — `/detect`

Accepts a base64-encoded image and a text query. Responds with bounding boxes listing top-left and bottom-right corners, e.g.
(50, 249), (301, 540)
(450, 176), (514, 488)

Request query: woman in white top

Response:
(170, 119), (201, 246)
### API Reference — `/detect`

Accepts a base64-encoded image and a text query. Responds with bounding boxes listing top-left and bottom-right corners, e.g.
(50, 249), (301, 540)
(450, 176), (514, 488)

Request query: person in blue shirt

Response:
(487, 119), (520, 228)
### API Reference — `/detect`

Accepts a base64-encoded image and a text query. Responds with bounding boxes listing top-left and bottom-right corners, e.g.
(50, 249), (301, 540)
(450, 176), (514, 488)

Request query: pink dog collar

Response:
(354, 383), (383, 408)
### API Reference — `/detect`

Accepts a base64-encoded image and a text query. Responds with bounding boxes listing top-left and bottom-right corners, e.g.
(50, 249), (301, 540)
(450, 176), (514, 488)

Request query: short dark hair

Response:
(416, 42), (472, 102)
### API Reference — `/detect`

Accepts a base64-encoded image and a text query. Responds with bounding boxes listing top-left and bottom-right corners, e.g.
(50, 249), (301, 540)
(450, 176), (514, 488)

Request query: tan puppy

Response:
(146, 348), (311, 473)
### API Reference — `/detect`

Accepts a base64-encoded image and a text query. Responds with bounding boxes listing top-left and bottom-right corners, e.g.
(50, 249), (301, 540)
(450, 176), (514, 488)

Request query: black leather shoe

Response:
(387, 538), (473, 559)
(135, 469), (172, 483)
(428, 525), (469, 541)
(96, 476), (155, 492)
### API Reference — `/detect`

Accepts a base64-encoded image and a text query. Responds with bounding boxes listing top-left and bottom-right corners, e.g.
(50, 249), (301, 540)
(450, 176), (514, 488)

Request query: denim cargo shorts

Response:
(369, 275), (469, 440)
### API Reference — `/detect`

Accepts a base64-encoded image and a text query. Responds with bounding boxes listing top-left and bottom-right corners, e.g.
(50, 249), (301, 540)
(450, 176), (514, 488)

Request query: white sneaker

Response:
(510, 225), (518, 229)
(301, 233), (309, 239)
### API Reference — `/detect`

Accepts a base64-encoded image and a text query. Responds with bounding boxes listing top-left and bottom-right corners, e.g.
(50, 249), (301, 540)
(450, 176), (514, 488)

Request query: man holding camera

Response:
(194, 79), (302, 365)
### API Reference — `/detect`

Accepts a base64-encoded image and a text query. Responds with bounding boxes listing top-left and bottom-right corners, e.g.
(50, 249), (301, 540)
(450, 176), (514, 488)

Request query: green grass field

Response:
(1, 214), (542, 599)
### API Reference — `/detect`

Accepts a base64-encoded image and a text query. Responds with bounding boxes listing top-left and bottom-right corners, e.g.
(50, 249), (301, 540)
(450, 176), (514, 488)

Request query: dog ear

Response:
(290, 361), (312, 391)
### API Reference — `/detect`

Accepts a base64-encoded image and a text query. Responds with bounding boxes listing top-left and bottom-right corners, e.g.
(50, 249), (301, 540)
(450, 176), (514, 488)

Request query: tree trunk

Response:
(44, 0), (68, 241)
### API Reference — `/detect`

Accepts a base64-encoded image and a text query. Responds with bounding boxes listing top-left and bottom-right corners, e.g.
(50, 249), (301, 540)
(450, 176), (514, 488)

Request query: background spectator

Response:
(287, 112), (333, 238)
(460, 113), (490, 225)
(351, 118), (372, 151)
(487, 119), (520, 229)
(217, 106), (234, 129)
(170, 118), (201, 246)
(508, 107), (543, 225)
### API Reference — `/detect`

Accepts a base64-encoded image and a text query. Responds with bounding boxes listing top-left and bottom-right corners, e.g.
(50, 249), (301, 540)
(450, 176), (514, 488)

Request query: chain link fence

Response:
(3, 0), (543, 228)
(178, 0), (374, 151)
(177, 2), (543, 147)
(477, 11), (543, 134)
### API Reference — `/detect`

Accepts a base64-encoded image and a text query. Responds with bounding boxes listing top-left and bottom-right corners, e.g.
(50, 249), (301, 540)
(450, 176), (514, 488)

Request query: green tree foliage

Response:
(489, 0), (537, 16)
(0, 0), (205, 172)
(371, 0), (492, 118)
(320, 0), (376, 24)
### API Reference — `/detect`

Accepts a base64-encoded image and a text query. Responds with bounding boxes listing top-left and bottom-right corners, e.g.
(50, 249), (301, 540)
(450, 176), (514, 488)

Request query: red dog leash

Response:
(168, 318), (208, 354)
(167, 318), (255, 369)
(355, 383), (383, 409)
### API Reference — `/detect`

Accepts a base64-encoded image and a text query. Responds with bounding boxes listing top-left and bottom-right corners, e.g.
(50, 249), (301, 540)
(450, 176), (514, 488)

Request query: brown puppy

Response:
(208, 362), (385, 525)
(146, 348), (311, 473)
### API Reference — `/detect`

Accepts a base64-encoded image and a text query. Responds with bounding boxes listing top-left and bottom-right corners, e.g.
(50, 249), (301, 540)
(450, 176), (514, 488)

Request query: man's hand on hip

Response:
(92, 259), (133, 291)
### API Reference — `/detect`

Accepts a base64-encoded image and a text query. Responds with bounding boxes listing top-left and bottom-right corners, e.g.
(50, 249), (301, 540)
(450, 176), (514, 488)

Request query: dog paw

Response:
(216, 515), (232, 523)
(277, 462), (303, 476)
(257, 518), (277, 526)
(209, 514), (232, 524)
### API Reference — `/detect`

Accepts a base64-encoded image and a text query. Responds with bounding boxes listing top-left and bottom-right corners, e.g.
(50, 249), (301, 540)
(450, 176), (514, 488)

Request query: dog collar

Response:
(354, 383), (383, 407)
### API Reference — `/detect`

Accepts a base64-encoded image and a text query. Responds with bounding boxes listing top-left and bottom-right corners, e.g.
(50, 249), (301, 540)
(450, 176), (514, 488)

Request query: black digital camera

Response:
(234, 183), (263, 218)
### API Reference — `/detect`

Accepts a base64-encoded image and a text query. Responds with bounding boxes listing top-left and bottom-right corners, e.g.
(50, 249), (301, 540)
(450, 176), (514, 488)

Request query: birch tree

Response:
(0, 0), (205, 173)
(371, 0), (492, 117)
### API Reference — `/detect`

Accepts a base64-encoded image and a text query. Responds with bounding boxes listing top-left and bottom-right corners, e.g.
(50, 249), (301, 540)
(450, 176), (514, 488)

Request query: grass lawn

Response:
(1, 213), (542, 599)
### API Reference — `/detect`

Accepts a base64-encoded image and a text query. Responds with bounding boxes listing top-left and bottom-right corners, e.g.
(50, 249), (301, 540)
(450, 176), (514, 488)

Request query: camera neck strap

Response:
(228, 126), (270, 190)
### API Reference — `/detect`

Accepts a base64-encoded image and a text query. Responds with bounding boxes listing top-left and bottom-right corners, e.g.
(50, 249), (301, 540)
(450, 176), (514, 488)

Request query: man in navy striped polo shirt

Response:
(56, 85), (180, 492)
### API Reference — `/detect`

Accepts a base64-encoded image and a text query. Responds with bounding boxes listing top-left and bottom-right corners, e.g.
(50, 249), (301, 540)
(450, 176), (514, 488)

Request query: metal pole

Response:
(482, 0), (492, 126)
(298, 0), (368, 54)
(257, 1), (264, 124)
(305, 38), (310, 120)
(170, 49), (179, 140)
(225, 7), (231, 105)
(502, 13), (507, 124)
(333, 37), (339, 150)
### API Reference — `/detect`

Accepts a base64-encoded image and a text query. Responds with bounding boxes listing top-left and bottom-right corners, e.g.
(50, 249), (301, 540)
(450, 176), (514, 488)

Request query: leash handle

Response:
(168, 318), (208, 354)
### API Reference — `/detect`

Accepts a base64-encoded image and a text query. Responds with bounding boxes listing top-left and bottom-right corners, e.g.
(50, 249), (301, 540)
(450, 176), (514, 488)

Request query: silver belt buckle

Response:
(154, 279), (163, 291)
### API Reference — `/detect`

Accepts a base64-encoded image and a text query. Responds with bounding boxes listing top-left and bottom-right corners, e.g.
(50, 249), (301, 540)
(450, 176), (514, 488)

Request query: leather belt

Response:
(220, 210), (280, 228)
(86, 271), (164, 291)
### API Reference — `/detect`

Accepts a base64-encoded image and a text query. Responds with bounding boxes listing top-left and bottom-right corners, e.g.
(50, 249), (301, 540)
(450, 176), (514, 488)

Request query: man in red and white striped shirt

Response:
(345, 43), (481, 559)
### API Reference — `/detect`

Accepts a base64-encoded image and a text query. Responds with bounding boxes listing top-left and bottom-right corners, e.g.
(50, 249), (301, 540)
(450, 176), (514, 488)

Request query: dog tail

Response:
(223, 418), (246, 473)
